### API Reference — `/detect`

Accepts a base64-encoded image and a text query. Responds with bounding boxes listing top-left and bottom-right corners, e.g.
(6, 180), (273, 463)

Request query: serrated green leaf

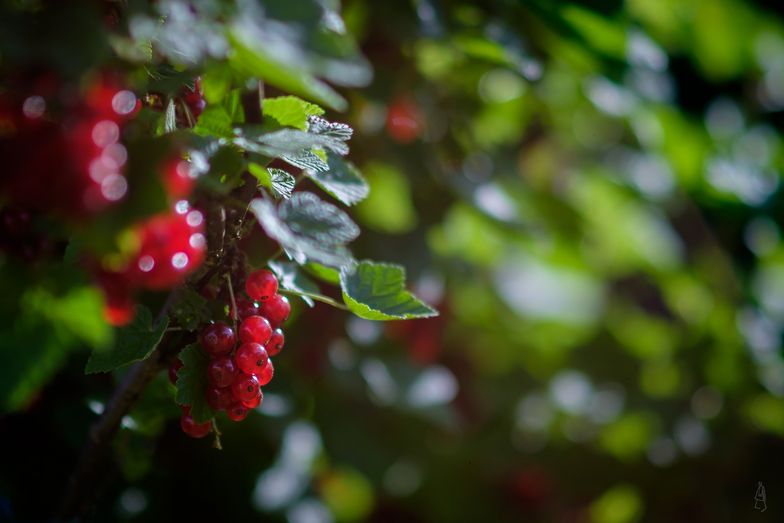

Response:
(269, 260), (321, 307)
(85, 307), (168, 374)
(307, 116), (353, 142)
(169, 287), (211, 331)
(264, 96), (325, 130)
(175, 344), (215, 423)
(250, 197), (354, 268)
(280, 192), (359, 245)
(304, 262), (341, 284)
(308, 152), (369, 206)
(192, 105), (235, 139)
(340, 261), (438, 320)
(250, 165), (296, 200)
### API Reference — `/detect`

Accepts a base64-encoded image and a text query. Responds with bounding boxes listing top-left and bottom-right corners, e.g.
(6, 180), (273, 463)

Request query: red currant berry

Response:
(231, 373), (260, 403)
(162, 158), (195, 200)
(200, 322), (236, 356)
(245, 269), (278, 302)
(168, 358), (183, 384)
(180, 413), (212, 438)
(259, 294), (290, 326)
(386, 98), (422, 143)
(239, 315), (272, 345)
(232, 298), (259, 320)
(257, 359), (274, 386)
(207, 356), (237, 388)
(235, 342), (269, 375)
(241, 389), (263, 409)
(266, 328), (285, 357)
(226, 403), (248, 422)
(206, 386), (233, 411)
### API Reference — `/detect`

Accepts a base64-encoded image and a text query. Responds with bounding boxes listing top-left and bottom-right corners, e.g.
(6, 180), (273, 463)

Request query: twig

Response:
(225, 272), (238, 329)
(278, 288), (349, 310)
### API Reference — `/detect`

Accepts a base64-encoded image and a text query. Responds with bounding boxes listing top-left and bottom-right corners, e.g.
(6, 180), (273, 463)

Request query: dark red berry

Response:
(226, 403), (248, 422)
(232, 298), (259, 320)
(206, 386), (233, 411)
(200, 322), (236, 356)
(180, 413), (212, 438)
(257, 359), (274, 386)
(235, 342), (269, 375)
(239, 315), (272, 345)
(266, 328), (285, 357)
(231, 373), (260, 402)
(207, 356), (237, 388)
(259, 294), (290, 326)
(245, 269), (278, 302)
(241, 389), (263, 409)
(168, 358), (183, 384)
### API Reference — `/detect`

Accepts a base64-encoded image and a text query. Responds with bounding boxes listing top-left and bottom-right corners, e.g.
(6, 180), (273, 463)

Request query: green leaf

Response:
(192, 105), (235, 139)
(250, 164), (295, 200)
(304, 262), (341, 284)
(264, 96), (325, 130)
(85, 307), (169, 374)
(340, 261), (438, 320)
(169, 287), (211, 331)
(175, 344), (215, 423)
(280, 192), (360, 245)
(308, 152), (369, 206)
(269, 260), (321, 306)
(228, 26), (347, 111)
(250, 197), (354, 268)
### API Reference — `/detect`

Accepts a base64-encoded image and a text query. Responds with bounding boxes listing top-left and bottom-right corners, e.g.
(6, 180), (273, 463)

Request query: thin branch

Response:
(279, 288), (349, 310)
(225, 272), (238, 329)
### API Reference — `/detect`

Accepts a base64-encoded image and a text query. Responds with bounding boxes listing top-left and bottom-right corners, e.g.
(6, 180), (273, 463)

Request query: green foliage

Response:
(263, 96), (325, 130)
(175, 344), (215, 424)
(340, 261), (437, 320)
(269, 260), (321, 307)
(308, 153), (369, 206)
(85, 307), (168, 374)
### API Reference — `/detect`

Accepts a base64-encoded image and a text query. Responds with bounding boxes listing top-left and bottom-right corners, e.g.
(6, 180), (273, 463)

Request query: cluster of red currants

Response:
(178, 269), (292, 438)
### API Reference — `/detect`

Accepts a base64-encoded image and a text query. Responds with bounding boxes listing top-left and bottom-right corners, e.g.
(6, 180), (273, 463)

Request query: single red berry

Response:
(168, 358), (183, 384)
(245, 269), (278, 302)
(241, 389), (263, 409)
(231, 373), (260, 402)
(239, 315), (272, 345)
(235, 342), (269, 375)
(180, 413), (212, 438)
(206, 386), (233, 411)
(257, 359), (274, 386)
(207, 356), (237, 388)
(259, 294), (290, 326)
(386, 99), (422, 143)
(226, 403), (248, 422)
(266, 328), (285, 357)
(200, 322), (236, 356)
(162, 158), (195, 200)
(232, 298), (259, 320)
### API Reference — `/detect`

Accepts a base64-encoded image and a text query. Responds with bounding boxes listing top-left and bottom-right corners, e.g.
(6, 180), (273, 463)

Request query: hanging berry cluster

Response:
(177, 269), (291, 438)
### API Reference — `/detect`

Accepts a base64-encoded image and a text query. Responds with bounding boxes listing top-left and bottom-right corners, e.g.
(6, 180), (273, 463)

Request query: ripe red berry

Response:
(206, 386), (233, 411)
(207, 356), (237, 388)
(226, 403), (248, 422)
(162, 158), (196, 200)
(180, 413), (212, 438)
(232, 298), (259, 320)
(231, 373), (260, 402)
(259, 294), (290, 326)
(235, 342), (269, 375)
(266, 328), (285, 357)
(200, 322), (236, 356)
(257, 359), (274, 386)
(168, 358), (183, 385)
(245, 269), (278, 302)
(241, 389), (263, 409)
(386, 99), (422, 143)
(239, 315), (272, 345)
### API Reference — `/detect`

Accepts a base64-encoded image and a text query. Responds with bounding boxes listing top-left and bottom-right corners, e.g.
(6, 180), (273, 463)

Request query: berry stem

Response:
(225, 272), (238, 328)
(278, 288), (349, 310)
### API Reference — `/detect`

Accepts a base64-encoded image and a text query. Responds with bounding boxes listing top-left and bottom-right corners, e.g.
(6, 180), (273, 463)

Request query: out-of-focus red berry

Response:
(385, 98), (422, 143)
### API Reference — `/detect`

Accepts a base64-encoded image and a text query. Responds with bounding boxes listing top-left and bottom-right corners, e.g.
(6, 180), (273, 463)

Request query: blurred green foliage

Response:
(2, 0), (784, 522)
